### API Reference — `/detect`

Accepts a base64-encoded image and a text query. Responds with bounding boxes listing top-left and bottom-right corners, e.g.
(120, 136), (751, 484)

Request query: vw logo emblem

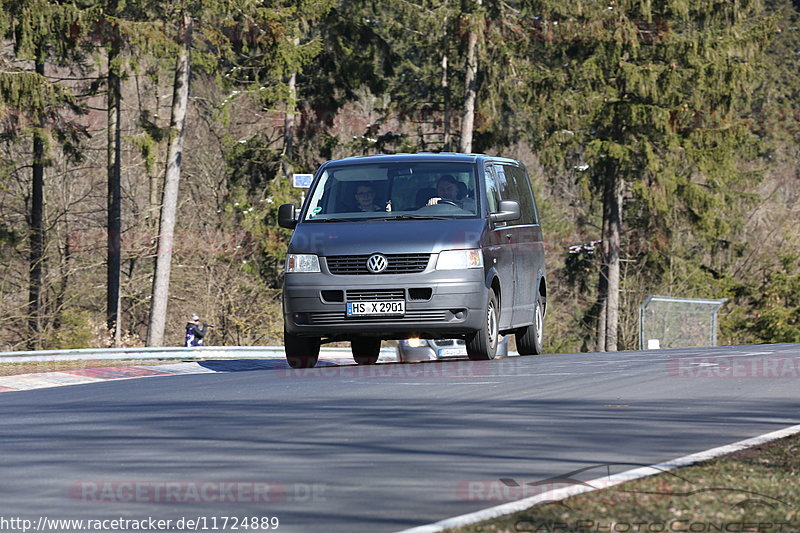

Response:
(366, 254), (388, 273)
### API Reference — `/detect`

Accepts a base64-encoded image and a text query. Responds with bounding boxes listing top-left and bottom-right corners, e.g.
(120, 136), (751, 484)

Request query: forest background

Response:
(2, 0), (800, 352)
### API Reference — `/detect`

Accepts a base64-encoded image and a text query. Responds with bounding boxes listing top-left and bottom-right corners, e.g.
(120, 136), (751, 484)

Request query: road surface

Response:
(1, 344), (798, 532)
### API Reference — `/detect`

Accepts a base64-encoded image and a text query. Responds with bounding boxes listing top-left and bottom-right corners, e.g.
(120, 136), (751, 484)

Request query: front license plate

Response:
(346, 300), (405, 316)
(437, 348), (465, 357)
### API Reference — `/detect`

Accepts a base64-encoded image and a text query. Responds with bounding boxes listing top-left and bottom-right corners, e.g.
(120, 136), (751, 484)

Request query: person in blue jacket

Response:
(185, 314), (209, 347)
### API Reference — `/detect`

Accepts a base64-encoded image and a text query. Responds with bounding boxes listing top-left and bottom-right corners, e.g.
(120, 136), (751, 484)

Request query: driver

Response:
(426, 175), (463, 206)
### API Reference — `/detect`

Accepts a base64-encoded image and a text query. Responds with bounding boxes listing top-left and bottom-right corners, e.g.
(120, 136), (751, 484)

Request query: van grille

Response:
(326, 254), (430, 275)
(346, 289), (405, 301)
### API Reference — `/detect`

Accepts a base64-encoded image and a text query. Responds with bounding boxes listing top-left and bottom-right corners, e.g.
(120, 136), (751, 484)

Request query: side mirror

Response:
(278, 203), (298, 229)
(490, 200), (521, 223)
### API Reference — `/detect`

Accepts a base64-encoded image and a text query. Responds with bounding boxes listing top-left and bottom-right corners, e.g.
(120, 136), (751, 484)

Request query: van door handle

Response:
(505, 233), (513, 240)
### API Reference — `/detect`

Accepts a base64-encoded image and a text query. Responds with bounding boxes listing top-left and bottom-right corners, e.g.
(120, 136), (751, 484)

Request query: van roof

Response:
(324, 152), (520, 166)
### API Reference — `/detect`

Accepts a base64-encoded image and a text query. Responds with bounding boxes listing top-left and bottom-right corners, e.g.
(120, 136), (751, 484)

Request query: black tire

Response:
(352, 337), (381, 365)
(467, 292), (499, 360)
(516, 298), (544, 355)
(284, 330), (320, 369)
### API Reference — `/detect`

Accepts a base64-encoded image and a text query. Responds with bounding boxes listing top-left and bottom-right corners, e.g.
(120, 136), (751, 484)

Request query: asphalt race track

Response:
(1, 344), (798, 532)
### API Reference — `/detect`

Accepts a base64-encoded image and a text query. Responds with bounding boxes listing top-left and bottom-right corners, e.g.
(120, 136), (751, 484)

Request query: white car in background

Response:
(397, 336), (509, 363)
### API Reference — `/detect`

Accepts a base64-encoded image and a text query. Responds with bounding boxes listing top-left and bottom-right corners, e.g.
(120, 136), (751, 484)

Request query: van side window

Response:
(484, 165), (500, 214)
(517, 166), (540, 224)
(500, 164), (537, 225)
(493, 164), (509, 198)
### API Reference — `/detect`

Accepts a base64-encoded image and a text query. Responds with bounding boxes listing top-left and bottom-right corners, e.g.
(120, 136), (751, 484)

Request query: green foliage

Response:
(4, 0), (86, 62)
(0, 223), (21, 247)
(520, 0), (776, 349)
(225, 135), (280, 192)
(300, 0), (397, 131)
(312, 0), (534, 152)
(279, 0), (426, 159)
(0, 0), (91, 148)
(0, 71), (71, 124)
(346, 130), (415, 155)
(734, 255), (800, 343)
(213, 1), (335, 107)
(44, 309), (95, 350)
(129, 110), (169, 173)
(222, 134), (303, 287)
(2, 0), (800, 350)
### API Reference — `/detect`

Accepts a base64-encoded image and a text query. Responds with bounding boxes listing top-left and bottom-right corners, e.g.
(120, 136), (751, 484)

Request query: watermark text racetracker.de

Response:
(69, 480), (326, 504)
(1, 515), (279, 532)
(280, 360), (498, 379)
(667, 356), (800, 378)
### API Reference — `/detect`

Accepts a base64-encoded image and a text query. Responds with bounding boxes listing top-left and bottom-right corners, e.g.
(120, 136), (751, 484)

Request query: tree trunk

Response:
(149, 173), (160, 229)
(459, 0), (481, 154)
(147, 13), (192, 347)
(283, 37), (299, 157)
(149, 145), (161, 233)
(281, 71), (297, 178)
(283, 69), (296, 157)
(599, 170), (623, 352)
(281, 36), (299, 178)
(107, 18), (123, 344)
(595, 263), (608, 352)
(442, 51), (451, 151)
(54, 229), (72, 331)
(28, 57), (46, 349)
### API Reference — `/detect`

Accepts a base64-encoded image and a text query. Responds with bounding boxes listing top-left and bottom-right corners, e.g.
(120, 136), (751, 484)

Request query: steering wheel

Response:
(436, 199), (460, 207)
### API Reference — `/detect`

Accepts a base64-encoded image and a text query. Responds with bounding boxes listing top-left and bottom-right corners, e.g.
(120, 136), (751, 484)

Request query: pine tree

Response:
(212, 1), (335, 289)
(106, 0), (123, 343)
(522, 0), (774, 350)
(0, 0), (89, 348)
(460, 0), (482, 152)
(313, 0), (507, 153)
(146, 0), (334, 345)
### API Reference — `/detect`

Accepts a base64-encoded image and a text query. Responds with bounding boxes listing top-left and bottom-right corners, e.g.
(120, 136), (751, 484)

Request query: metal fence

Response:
(639, 296), (727, 350)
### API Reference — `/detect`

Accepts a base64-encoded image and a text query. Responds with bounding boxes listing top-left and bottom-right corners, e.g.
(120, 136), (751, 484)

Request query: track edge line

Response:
(396, 422), (800, 533)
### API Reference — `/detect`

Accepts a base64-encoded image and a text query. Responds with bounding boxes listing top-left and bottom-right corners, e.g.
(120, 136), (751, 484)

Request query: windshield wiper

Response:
(306, 217), (355, 223)
(367, 214), (450, 221)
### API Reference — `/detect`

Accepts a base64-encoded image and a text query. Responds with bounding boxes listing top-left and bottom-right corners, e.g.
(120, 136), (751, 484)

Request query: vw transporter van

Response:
(278, 153), (546, 368)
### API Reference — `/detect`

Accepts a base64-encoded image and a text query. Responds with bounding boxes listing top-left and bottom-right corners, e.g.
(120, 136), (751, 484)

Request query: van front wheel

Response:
(467, 292), (499, 360)
(352, 337), (381, 365)
(285, 330), (321, 368)
(516, 298), (544, 355)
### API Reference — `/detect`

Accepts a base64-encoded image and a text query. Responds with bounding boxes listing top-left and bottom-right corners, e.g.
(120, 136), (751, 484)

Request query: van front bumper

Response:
(282, 270), (488, 339)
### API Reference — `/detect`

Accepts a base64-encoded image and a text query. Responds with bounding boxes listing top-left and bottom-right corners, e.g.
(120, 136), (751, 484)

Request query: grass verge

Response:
(446, 432), (800, 532)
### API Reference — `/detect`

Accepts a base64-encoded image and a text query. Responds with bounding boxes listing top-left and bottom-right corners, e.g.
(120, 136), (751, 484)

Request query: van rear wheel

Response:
(467, 292), (499, 360)
(352, 337), (381, 365)
(516, 298), (544, 355)
(285, 330), (320, 368)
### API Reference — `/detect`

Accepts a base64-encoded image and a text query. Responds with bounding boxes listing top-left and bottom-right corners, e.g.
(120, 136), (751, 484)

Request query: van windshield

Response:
(302, 162), (479, 221)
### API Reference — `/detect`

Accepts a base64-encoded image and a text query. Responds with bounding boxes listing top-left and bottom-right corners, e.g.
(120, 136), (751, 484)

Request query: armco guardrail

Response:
(0, 345), (398, 364)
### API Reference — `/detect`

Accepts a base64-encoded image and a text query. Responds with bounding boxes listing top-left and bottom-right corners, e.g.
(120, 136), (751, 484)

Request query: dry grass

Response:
(446, 433), (800, 532)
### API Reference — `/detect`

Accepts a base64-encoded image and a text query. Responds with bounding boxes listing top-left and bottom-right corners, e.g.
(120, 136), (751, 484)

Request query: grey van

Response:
(278, 153), (546, 368)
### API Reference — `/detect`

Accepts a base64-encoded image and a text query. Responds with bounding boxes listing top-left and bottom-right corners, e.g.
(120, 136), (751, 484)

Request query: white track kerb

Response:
(397, 423), (800, 533)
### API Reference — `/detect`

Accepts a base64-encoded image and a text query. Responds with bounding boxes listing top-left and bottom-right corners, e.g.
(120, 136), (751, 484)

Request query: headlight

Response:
(436, 249), (483, 270)
(286, 254), (321, 273)
(404, 337), (425, 348)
